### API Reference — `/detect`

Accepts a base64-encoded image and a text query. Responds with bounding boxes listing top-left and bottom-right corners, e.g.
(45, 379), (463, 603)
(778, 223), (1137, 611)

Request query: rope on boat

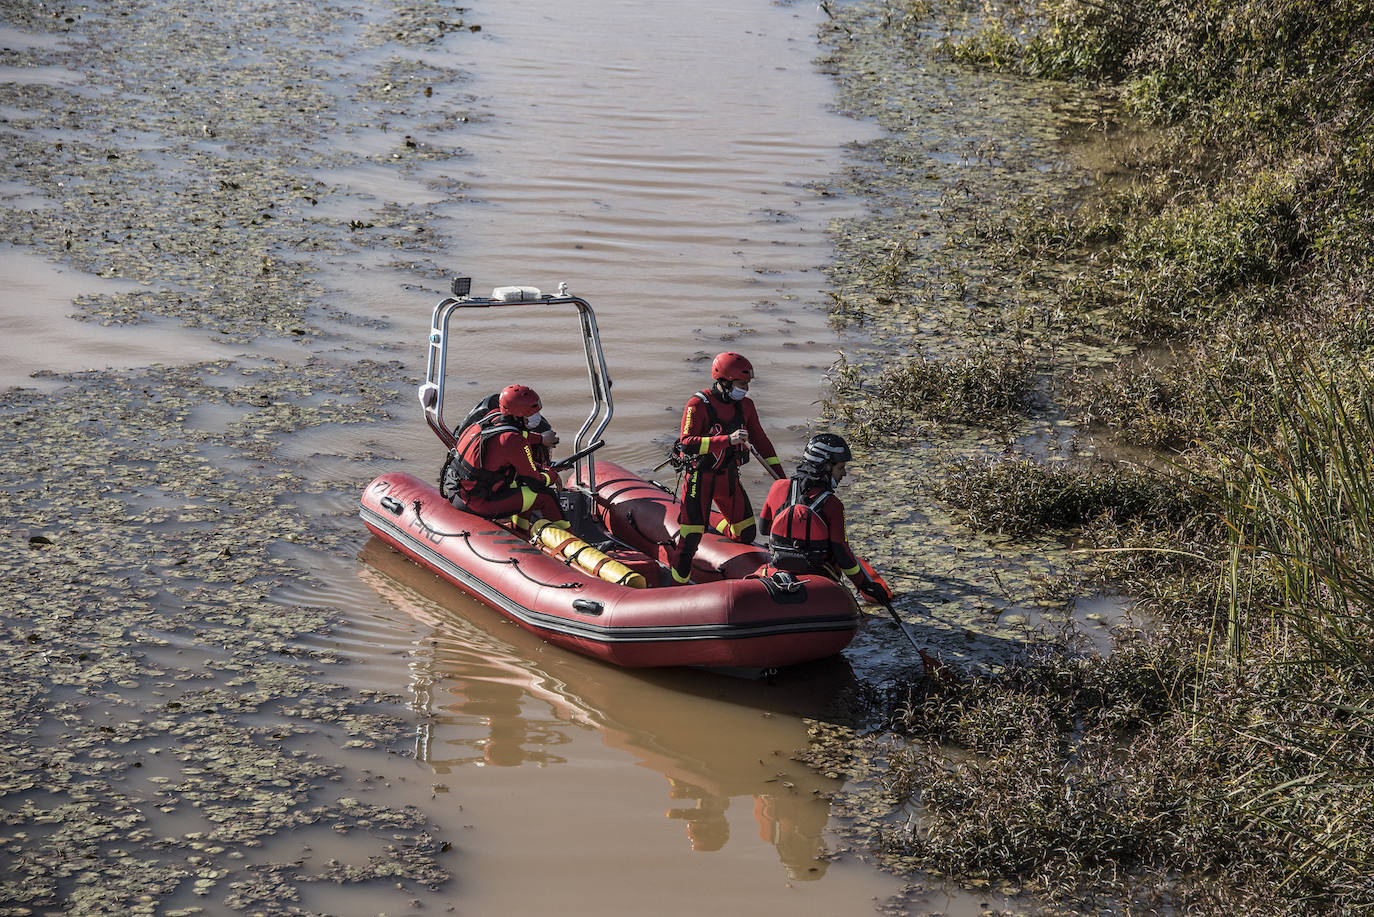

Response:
(589, 476), (677, 549)
(624, 509), (676, 550)
(411, 500), (583, 590)
(410, 499), (472, 538)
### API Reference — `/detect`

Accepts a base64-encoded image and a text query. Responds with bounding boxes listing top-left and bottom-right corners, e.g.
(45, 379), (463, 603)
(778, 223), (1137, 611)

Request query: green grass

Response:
(863, 1), (1374, 911)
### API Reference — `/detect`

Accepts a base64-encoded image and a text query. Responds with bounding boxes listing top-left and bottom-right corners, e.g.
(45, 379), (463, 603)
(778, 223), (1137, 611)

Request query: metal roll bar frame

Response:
(418, 277), (613, 498)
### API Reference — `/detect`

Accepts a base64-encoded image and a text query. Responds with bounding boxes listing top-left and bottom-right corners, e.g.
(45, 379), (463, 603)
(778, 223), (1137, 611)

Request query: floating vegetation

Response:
(828, 345), (1043, 445)
(0, 0), (481, 908)
(0, 358), (457, 913)
(0, 0), (479, 342)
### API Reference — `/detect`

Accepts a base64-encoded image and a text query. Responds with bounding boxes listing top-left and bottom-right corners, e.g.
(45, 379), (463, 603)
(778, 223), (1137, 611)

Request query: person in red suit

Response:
(447, 384), (567, 527)
(757, 433), (892, 603)
(669, 352), (783, 585)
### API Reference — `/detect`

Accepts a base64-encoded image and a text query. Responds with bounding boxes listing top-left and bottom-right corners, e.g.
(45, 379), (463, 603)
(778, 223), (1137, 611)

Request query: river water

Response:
(305, 1), (915, 911)
(0, 0), (1087, 913)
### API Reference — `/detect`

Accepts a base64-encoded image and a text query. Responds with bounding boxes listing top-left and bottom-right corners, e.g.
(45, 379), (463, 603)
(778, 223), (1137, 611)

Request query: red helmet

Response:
(710, 352), (753, 384)
(498, 384), (541, 418)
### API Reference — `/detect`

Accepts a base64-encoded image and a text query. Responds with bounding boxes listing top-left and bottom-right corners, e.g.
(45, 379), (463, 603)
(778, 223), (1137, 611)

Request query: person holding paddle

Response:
(757, 433), (893, 604)
(668, 352), (784, 585)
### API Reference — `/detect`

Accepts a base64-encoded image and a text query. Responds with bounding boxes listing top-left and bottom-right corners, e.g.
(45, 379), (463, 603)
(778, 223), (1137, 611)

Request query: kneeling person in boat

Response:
(757, 433), (892, 603)
(447, 384), (568, 527)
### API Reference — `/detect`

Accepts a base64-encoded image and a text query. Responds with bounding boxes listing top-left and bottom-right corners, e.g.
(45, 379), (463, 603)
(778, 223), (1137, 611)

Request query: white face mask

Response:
(526, 411), (543, 428)
(728, 385), (747, 401)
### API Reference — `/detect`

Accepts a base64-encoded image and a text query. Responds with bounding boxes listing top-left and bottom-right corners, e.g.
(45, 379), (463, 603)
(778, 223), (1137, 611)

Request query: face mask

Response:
(526, 411), (543, 428)
(728, 385), (747, 401)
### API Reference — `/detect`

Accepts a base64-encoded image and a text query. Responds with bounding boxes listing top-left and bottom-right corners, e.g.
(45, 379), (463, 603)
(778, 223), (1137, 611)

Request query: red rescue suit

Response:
(671, 387), (781, 582)
(758, 476), (881, 597)
(449, 414), (564, 524)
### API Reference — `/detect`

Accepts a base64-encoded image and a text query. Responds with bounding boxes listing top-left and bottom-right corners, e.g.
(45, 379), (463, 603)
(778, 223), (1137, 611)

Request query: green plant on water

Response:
(1075, 168), (1309, 337)
(875, 235), (917, 302)
(1060, 327), (1289, 450)
(825, 343), (1042, 445)
(875, 0), (935, 34)
(936, 453), (1207, 536)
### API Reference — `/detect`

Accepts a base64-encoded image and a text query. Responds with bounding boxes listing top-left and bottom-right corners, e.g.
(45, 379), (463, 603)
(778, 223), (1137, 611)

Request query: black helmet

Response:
(801, 433), (852, 466)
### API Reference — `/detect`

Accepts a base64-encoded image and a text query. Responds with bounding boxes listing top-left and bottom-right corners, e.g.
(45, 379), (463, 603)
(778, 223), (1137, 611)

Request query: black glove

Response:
(859, 580), (892, 603)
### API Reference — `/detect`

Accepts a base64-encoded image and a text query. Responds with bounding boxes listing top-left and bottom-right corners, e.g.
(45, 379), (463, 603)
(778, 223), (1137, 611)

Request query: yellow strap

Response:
(839, 561), (861, 576)
(678, 524), (706, 536)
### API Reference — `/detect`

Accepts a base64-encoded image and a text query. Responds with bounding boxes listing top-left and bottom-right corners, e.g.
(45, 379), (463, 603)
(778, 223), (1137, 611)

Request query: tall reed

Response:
(1210, 351), (1374, 896)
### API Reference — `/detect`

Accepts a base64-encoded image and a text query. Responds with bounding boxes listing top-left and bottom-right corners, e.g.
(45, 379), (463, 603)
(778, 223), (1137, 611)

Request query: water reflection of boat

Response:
(358, 539), (864, 880)
(359, 280), (859, 671)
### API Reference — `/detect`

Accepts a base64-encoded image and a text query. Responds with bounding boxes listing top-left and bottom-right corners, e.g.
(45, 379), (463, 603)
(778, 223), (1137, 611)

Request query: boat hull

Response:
(359, 469), (859, 669)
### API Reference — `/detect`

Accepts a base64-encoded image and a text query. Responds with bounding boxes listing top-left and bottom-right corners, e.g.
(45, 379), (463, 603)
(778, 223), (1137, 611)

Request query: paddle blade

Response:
(918, 648), (954, 681)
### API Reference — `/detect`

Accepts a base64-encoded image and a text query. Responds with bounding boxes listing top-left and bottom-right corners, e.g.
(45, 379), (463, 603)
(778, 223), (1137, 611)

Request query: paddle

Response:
(652, 442), (783, 478)
(881, 599), (945, 679)
(877, 598), (921, 650)
(550, 440), (605, 471)
(749, 443), (785, 480)
(857, 557), (946, 678)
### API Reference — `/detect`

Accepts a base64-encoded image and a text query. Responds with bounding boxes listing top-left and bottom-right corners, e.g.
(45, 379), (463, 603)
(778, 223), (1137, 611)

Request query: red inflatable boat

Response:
(359, 278), (860, 670)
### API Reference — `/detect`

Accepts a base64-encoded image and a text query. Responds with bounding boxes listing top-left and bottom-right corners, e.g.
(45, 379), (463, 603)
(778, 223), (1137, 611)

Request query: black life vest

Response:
(673, 389), (748, 472)
(767, 479), (833, 574)
(441, 413), (523, 500)
(439, 394), (553, 499)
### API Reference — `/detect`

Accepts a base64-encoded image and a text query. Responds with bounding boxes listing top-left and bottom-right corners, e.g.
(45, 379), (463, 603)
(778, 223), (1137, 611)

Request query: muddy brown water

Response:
(275, 1), (916, 910)
(1, 0), (1118, 914)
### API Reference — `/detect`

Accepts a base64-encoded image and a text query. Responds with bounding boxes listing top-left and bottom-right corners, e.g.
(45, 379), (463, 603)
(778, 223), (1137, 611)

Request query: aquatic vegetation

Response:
(805, 0), (1374, 912)
(1058, 329), (1281, 450)
(0, 360), (454, 914)
(828, 345), (1042, 445)
(936, 455), (1208, 536)
(0, 0), (483, 907)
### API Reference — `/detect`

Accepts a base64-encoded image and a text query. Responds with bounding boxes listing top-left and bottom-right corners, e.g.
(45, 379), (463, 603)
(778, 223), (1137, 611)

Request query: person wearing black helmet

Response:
(445, 384), (567, 527)
(667, 352), (784, 585)
(757, 433), (892, 603)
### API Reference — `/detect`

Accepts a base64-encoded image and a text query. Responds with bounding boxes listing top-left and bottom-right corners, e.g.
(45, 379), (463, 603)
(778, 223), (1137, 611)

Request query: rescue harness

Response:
(767, 478), (834, 574)
(669, 388), (750, 473)
(440, 414), (524, 501)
